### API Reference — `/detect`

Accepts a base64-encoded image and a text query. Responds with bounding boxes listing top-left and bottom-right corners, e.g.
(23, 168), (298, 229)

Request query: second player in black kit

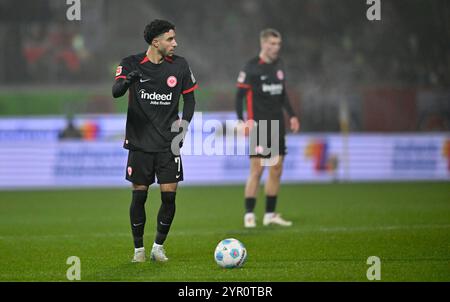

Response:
(235, 28), (299, 228)
(236, 56), (296, 157)
(112, 20), (197, 262)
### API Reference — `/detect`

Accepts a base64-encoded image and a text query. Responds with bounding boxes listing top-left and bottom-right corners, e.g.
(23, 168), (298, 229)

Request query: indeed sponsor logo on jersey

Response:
(139, 89), (172, 104)
(262, 83), (283, 95)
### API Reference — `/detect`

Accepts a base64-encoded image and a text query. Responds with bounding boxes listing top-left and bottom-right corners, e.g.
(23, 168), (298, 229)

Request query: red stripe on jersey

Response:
(115, 75), (127, 80)
(246, 89), (254, 120)
(140, 56), (149, 64)
(182, 83), (199, 94)
(236, 83), (251, 89)
(258, 57), (265, 65)
(140, 56), (172, 64)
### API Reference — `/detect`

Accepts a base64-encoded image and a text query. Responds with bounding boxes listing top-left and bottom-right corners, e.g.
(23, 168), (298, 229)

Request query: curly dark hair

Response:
(144, 19), (175, 45)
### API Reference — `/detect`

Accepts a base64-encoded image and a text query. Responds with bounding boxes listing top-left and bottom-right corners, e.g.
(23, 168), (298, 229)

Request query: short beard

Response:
(160, 48), (173, 58)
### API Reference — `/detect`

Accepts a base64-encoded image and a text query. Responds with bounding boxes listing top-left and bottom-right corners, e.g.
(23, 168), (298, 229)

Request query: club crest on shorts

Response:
(115, 66), (122, 76)
(276, 70), (284, 80)
(255, 145), (264, 154)
(237, 71), (246, 83)
(167, 76), (177, 88)
(127, 166), (132, 176)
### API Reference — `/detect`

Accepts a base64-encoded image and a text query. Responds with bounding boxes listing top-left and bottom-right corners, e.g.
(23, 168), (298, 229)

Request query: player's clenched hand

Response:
(125, 70), (142, 84)
(290, 117), (300, 133)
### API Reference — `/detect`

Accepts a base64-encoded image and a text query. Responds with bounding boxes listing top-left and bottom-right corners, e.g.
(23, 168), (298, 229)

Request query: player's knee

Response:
(269, 164), (283, 177)
(250, 168), (264, 179)
(160, 183), (177, 192)
(133, 184), (148, 191)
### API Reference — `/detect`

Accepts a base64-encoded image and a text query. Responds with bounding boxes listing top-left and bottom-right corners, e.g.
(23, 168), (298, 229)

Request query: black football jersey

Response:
(236, 56), (291, 122)
(115, 52), (198, 152)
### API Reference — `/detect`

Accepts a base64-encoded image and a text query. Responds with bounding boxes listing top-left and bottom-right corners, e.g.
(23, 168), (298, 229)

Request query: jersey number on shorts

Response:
(174, 157), (181, 177)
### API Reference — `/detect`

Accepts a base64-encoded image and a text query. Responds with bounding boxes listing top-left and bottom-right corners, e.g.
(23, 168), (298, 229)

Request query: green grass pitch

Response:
(0, 182), (449, 281)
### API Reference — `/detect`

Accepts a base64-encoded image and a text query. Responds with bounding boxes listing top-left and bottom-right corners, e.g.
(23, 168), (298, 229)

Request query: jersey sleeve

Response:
(279, 61), (296, 118)
(114, 58), (133, 81)
(235, 63), (254, 121)
(282, 84), (296, 118)
(181, 62), (198, 94)
(236, 62), (252, 89)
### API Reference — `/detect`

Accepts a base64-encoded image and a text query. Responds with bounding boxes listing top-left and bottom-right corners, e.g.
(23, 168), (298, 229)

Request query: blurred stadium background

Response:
(1, 0), (449, 121)
(0, 0), (449, 187)
(0, 0), (449, 281)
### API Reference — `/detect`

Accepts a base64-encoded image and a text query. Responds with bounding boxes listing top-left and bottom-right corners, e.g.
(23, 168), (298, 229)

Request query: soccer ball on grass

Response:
(214, 238), (247, 268)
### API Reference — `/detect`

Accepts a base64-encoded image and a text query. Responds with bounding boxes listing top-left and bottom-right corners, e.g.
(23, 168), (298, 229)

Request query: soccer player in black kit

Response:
(112, 20), (197, 262)
(236, 29), (300, 228)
